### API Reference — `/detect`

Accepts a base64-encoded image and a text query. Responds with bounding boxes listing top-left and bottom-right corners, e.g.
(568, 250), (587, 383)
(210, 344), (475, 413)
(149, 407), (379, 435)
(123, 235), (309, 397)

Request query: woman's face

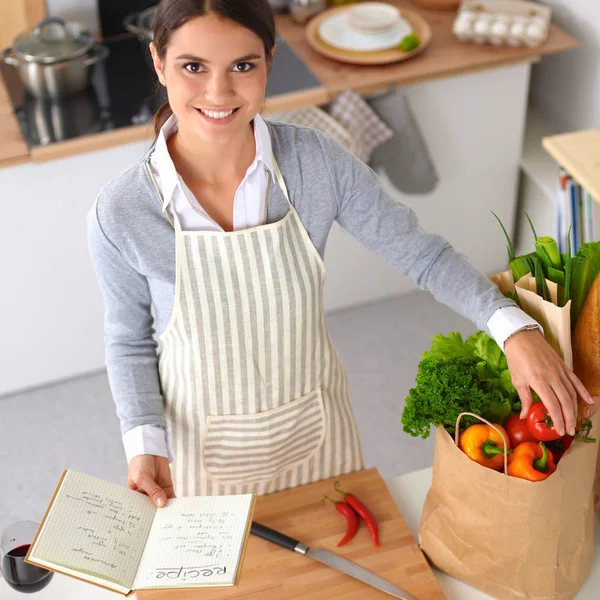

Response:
(150, 13), (270, 144)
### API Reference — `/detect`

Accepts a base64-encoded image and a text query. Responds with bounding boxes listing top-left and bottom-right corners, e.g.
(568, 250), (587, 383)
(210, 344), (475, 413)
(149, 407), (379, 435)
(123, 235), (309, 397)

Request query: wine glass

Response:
(1, 521), (54, 593)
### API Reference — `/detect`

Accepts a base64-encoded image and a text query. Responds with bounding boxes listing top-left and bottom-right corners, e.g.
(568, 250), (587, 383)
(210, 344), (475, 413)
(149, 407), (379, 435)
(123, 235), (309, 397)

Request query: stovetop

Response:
(1, 33), (322, 149)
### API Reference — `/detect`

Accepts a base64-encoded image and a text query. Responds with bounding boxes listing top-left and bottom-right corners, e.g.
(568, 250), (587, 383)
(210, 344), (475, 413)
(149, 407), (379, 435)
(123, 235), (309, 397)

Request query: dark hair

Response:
(152, 0), (276, 136)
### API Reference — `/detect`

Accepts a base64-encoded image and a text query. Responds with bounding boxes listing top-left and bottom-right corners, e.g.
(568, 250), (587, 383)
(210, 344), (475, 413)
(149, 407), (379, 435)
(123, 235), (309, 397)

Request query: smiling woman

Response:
(87, 0), (591, 508)
(151, 0), (276, 138)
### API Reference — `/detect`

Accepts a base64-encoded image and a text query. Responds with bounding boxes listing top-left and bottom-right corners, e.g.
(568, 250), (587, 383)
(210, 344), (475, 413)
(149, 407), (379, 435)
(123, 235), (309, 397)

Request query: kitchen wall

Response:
(530, 0), (600, 132)
(515, 0), (600, 254)
(46, 0), (100, 33)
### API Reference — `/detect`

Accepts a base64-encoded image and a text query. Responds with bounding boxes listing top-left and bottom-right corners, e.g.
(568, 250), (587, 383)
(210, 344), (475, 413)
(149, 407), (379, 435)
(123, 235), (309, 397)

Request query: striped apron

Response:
(147, 157), (364, 497)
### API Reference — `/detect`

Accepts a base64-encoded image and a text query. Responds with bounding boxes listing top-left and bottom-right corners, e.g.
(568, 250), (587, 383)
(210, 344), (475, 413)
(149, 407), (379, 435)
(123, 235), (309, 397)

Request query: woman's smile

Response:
(195, 106), (241, 124)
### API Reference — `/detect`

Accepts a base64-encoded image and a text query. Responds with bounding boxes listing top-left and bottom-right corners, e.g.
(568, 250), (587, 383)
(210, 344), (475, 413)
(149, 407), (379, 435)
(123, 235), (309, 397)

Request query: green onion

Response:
(563, 229), (572, 306)
(547, 267), (565, 288)
(531, 256), (551, 302)
(536, 236), (563, 274)
(492, 211), (516, 261)
(509, 256), (533, 282)
(525, 212), (538, 241)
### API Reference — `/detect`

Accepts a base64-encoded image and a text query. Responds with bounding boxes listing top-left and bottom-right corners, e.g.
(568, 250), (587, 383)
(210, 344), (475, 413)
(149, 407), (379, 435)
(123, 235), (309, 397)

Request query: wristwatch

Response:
(505, 323), (541, 343)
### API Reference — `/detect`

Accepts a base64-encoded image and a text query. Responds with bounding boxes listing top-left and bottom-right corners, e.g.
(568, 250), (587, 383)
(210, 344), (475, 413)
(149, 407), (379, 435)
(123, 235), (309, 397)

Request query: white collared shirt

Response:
(150, 113), (275, 232)
(123, 114), (540, 465)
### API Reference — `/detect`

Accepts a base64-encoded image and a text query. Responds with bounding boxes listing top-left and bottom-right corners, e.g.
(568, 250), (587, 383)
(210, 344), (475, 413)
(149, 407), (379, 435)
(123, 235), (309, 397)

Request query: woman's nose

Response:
(204, 73), (234, 103)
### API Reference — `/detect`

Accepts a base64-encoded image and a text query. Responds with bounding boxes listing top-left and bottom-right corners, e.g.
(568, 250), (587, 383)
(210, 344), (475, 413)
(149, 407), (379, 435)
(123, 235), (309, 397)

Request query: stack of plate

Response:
(306, 2), (432, 64)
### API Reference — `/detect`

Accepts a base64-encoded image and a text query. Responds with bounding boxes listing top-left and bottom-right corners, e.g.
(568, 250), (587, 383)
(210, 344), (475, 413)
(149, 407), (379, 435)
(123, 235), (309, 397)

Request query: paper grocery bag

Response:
(490, 270), (516, 296)
(514, 274), (573, 369)
(419, 411), (600, 600)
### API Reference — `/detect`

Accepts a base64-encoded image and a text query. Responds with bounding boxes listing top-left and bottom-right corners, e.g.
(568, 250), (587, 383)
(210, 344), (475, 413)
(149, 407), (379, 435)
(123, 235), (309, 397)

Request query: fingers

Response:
(531, 380), (565, 436)
(554, 376), (578, 435)
(137, 474), (168, 507)
(518, 385), (534, 419)
(566, 370), (595, 405)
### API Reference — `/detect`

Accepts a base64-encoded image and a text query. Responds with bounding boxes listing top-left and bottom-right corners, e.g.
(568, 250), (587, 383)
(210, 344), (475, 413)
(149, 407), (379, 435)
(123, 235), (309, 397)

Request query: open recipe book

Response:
(25, 470), (256, 595)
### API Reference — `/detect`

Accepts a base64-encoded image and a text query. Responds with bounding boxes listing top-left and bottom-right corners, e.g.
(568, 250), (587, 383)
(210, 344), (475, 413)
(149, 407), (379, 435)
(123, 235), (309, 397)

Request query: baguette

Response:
(573, 272), (600, 397)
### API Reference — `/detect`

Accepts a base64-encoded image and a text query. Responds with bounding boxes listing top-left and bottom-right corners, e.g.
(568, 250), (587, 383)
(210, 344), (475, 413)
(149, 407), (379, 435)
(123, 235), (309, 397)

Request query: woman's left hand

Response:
(504, 328), (594, 436)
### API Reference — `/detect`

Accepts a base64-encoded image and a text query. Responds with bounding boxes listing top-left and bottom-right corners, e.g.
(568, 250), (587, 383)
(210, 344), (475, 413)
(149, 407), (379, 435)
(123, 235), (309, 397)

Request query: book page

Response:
(29, 471), (156, 590)
(133, 494), (255, 590)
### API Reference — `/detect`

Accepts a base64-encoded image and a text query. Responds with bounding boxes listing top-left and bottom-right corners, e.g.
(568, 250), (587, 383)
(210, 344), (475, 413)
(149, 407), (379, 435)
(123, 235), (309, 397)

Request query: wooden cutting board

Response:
(135, 468), (446, 599)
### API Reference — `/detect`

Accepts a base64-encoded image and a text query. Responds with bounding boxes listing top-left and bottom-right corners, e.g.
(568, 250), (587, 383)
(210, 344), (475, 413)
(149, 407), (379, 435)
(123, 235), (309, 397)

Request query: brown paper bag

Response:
(419, 411), (600, 600)
(513, 274), (573, 369)
(490, 270), (516, 296)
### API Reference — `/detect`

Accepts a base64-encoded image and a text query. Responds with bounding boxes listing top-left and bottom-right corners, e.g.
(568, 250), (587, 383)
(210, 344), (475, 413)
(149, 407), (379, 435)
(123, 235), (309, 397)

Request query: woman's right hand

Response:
(128, 454), (176, 507)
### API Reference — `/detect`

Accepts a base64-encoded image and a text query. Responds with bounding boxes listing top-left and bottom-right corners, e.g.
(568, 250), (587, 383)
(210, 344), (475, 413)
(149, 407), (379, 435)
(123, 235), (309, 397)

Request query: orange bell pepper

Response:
(507, 441), (557, 482)
(459, 424), (512, 471)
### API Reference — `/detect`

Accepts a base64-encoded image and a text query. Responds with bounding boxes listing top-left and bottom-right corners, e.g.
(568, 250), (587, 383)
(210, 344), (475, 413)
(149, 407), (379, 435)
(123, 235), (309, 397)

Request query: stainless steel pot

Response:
(2, 17), (109, 98)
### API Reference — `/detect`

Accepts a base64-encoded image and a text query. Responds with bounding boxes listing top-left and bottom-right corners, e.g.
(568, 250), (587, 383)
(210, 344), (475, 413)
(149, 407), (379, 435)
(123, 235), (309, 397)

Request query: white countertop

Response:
(2, 468), (598, 599)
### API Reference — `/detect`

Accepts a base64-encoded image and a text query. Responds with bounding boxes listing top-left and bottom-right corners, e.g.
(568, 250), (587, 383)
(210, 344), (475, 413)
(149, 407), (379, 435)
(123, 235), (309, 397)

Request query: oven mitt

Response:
(365, 89), (439, 195)
(328, 90), (394, 164)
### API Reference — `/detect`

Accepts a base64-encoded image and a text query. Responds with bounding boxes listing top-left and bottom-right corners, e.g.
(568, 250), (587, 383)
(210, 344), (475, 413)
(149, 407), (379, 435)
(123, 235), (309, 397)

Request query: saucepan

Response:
(2, 17), (109, 98)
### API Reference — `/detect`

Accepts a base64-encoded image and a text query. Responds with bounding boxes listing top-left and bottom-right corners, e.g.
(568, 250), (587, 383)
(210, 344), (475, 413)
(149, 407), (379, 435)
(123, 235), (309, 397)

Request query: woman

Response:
(88, 0), (593, 507)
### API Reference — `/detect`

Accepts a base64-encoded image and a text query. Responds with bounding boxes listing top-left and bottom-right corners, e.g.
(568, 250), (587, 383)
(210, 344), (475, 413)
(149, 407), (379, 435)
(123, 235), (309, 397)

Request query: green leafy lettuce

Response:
(401, 331), (519, 439)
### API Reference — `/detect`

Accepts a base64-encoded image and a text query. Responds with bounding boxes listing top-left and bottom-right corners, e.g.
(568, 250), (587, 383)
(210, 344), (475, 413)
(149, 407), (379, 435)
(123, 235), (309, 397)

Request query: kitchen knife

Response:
(250, 521), (420, 600)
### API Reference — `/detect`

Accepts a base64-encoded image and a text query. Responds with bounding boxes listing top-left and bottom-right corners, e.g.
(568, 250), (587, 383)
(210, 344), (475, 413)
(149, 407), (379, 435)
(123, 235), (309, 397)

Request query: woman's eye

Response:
(234, 62), (255, 73)
(184, 62), (203, 73)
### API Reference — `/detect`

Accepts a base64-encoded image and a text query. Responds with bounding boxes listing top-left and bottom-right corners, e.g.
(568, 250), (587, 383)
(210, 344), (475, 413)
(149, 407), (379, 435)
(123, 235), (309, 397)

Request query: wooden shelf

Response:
(542, 129), (600, 204)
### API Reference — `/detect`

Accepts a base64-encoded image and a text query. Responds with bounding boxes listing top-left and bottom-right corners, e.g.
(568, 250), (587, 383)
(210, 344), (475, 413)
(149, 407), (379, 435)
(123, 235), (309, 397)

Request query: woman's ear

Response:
(149, 42), (166, 86)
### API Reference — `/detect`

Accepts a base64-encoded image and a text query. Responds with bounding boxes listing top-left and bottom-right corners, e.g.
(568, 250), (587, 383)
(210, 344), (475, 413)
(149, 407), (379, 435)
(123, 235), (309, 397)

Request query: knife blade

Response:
(250, 521), (420, 600)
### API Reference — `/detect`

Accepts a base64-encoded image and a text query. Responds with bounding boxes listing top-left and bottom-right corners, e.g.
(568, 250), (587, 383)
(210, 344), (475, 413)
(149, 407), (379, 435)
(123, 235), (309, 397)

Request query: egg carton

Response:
(452, 0), (552, 47)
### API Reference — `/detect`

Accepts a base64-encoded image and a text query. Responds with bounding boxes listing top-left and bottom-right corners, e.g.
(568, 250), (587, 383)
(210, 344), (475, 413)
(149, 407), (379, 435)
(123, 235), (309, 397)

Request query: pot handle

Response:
(34, 17), (68, 37)
(1, 47), (19, 67)
(83, 45), (110, 67)
(123, 12), (148, 38)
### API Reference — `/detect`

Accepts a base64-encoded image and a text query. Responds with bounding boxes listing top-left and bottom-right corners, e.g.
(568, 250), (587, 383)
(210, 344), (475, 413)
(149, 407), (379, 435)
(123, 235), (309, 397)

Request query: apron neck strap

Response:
(271, 156), (290, 204)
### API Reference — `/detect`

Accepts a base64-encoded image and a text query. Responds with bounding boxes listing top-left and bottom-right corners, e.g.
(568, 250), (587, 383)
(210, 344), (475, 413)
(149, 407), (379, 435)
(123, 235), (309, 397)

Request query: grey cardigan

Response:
(87, 121), (514, 435)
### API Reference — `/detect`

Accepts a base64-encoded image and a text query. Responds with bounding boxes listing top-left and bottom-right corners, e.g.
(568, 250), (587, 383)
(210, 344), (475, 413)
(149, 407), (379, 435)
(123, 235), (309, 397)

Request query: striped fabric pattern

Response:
(156, 161), (364, 497)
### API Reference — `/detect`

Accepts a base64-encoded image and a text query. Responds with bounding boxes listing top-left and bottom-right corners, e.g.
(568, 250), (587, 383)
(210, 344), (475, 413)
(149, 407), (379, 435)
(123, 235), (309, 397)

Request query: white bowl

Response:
(347, 2), (401, 34)
(319, 12), (412, 52)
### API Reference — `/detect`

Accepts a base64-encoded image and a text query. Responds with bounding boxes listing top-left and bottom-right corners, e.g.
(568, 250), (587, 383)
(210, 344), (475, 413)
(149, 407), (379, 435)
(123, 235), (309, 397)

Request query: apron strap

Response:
(271, 156), (290, 205)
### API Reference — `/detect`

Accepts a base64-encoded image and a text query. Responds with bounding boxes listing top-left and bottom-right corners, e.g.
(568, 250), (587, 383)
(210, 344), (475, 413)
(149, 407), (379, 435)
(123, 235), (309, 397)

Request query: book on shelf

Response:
(25, 470), (256, 596)
(556, 167), (595, 253)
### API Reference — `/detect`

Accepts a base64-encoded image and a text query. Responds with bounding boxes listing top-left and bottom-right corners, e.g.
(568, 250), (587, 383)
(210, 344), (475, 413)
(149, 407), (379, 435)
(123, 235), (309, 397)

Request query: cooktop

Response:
(0, 33), (322, 149)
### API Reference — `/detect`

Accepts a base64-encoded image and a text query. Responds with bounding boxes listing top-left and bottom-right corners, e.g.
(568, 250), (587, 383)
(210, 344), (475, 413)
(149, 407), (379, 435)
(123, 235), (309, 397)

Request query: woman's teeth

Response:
(199, 108), (236, 119)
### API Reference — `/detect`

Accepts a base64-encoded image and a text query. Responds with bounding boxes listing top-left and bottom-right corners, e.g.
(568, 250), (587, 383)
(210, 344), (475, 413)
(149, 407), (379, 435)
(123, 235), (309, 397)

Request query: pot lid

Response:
(12, 17), (95, 64)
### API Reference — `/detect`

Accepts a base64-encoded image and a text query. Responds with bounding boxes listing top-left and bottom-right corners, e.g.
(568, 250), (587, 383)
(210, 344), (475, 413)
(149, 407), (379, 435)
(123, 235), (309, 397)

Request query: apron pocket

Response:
(202, 387), (326, 485)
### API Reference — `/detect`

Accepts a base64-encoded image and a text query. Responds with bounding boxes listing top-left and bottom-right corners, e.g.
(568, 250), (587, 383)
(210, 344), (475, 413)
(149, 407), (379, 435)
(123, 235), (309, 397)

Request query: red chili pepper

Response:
(323, 495), (359, 547)
(334, 481), (380, 547)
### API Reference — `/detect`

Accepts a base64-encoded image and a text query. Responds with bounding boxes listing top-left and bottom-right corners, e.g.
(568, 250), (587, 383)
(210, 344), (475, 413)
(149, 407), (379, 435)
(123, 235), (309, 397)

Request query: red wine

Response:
(1, 544), (54, 593)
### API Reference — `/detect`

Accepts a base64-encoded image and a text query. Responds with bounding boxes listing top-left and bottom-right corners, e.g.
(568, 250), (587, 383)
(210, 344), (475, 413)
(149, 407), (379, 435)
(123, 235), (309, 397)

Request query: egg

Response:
(489, 19), (509, 45)
(524, 22), (546, 46)
(508, 21), (526, 46)
(473, 17), (491, 43)
(453, 17), (473, 40)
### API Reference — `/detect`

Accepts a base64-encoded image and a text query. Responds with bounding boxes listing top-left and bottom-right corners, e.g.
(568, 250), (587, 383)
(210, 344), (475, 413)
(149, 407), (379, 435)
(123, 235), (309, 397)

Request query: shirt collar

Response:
(151, 113), (180, 212)
(252, 113), (276, 179)
(150, 112), (275, 212)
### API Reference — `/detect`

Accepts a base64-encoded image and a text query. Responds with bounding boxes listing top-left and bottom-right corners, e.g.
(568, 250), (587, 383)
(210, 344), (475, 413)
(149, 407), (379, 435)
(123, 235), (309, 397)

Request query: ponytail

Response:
(153, 102), (173, 138)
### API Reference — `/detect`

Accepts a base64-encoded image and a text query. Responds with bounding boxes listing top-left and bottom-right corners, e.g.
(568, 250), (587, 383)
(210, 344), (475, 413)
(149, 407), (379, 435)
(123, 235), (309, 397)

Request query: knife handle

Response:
(250, 521), (308, 554)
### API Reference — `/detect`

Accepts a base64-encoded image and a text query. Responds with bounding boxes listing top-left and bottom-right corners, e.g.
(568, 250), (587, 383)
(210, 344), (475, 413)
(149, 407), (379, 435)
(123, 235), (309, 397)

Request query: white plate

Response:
(318, 12), (413, 52)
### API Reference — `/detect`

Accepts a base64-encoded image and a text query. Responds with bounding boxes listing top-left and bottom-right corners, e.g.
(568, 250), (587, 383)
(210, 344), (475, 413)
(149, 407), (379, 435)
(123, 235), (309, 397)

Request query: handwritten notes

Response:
(28, 471), (255, 593)
(31, 471), (155, 589)
(133, 495), (254, 589)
